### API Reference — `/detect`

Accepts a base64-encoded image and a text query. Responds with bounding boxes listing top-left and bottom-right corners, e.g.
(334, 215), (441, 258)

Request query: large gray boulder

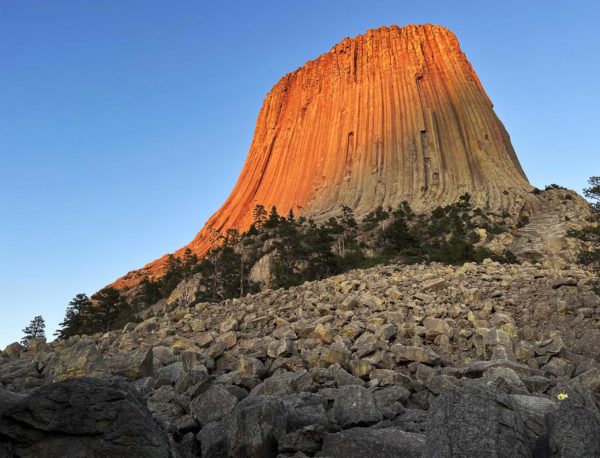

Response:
(320, 427), (425, 457)
(510, 394), (557, 440)
(105, 346), (154, 380)
(227, 395), (287, 458)
(572, 329), (600, 360)
(0, 389), (24, 415)
(44, 339), (108, 382)
(249, 370), (312, 397)
(545, 400), (600, 457)
(198, 420), (228, 458)
(424, 382), (531, 457)
(282, 392), (330, 431)
(190, 384), (246, 426)
(0, 377), (175, 458)
(332, 385), (383, 428)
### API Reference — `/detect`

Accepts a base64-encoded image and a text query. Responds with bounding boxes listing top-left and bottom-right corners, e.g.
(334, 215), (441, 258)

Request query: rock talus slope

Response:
(2, 261), (600, 456)
(114, 24), (534, 289)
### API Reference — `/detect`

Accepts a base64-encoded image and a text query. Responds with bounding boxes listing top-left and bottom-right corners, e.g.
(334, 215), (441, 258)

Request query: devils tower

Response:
(114, 24), (533, 289)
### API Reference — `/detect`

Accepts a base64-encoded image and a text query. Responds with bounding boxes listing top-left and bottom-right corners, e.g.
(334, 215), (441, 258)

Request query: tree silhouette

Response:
(253, 204), (267, 228)
(90, 287), (128, 333)
(22, 315), (45, 346)
(568, 176), (600, 280)
(55, 293), (91, 340)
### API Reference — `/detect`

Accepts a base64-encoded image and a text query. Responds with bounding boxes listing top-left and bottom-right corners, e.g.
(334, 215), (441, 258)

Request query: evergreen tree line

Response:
(54, 194), (522, 339)
(49, 176), (600, 340)
(54, 288), (136, 340)
(264, 194), (519, 289)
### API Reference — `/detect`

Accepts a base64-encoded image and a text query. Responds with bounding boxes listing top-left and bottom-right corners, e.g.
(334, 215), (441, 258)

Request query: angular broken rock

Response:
(332, 385), (383, 428)
(375, 323), (397, 341)
(551, 277), (578, 289)
(423, 317), (452, 339)
(250, 370), (312, 397)
(483, 329), (513, 350)
(572, 329), (600, 360)
(2, 342), (24, 359)
(330, 364), (364, 387)
(106, 346), (154, 379)
(46, 339), (108, 382)
(373, 385), (411, 408)
(227, 395), (287, 458)
(421, 278), (447, 292)
(278, 424), (327, 454)
(267, 339), (295, 358)
(220, 317), (239, 333)
(542, 357), (575, 378)
(190, 384), (247, 426)
(198, 420), (228, 458)
(282, 392), (330, 431)
(313, 323), (334, 344)
(535, 334), (564, 356)
(510, 394), (556, 438)
(545, 399), (600, 457)
(321, 427), (425, 458)
(0, 378), (175, 458)
(391, 344), (440, 364)
(424, 382), (530, 457)
(353, 332), (379, 358)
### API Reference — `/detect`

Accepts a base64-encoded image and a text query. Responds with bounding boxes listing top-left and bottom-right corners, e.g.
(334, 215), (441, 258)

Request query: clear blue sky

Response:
(1, 1), (599, 347)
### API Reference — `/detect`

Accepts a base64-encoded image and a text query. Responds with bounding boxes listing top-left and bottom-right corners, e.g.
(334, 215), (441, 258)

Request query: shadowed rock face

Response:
(113, 24), (532, 289)
(0, 378), (175, 458)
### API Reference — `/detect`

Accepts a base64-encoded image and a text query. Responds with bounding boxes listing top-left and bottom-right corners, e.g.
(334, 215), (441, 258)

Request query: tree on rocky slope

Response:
(263, 205), (283, 229)
(159, 254), (184, 297)
(55, 293), (92, 340)
(569, 176), (600, 282)
(181, 248), (198, 276)
(21, 315), (45, 346)
(271, 216), (304, 288)
(90, 287), (130, 333)
(252, 204), (267, 228)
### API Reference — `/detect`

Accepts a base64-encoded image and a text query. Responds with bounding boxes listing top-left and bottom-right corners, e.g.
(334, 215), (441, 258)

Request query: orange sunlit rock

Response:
(111, 24), (531, 289)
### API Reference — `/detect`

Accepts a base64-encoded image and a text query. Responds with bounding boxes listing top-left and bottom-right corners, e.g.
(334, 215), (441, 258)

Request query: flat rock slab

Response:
(320, 427), (425, 458)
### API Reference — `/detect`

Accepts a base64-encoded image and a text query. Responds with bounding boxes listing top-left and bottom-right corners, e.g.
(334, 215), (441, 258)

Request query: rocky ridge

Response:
(2, 260), (600, 456)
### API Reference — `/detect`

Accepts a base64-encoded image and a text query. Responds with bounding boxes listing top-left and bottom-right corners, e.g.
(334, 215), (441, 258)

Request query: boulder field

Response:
(2, 260), (600, 456)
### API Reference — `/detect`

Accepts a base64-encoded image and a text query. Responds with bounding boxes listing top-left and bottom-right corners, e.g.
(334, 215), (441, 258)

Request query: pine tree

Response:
(159, 254), (184, 296)
(586, 177), (600, 212)
(303, 222), (337, 281)
(55, 293), (91, 340)
(568, 176), (600, 279)
(215, 246), (243, 299)
(287, 208), (295, 223)
(271, 216), (304, 288)
(90, 287), (127, 333)
(338, 205), (358, 257)
(182, 248), (198, 276)
(253, 204), (267, 228)
(224, 228), (241, 247)
(362, 205), (390, 232)
(263, 205), (282, 229)
(195, 256), (219, 302)
(22, 315), (45, 346)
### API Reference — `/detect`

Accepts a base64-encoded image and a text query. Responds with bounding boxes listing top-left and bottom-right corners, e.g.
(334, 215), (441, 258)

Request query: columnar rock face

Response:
(114, 24), (532, 288)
